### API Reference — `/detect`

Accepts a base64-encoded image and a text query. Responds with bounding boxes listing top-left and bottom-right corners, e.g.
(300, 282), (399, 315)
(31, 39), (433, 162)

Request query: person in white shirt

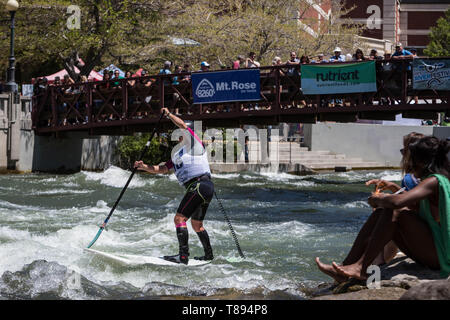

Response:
(134, 108), (214, 264)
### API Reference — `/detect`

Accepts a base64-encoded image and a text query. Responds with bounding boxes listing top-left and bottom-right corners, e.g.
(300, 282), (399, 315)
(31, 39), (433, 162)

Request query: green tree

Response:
(158, 0), (361, 68)
(424, 9), (450, 57)
(0, 0), (170, 81)
(117, 133), (170, 169)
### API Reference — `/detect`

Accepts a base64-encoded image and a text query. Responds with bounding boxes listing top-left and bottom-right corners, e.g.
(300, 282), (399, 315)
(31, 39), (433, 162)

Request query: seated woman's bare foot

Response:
(331, 262), (367, 280)
(315, 257), (348, 283)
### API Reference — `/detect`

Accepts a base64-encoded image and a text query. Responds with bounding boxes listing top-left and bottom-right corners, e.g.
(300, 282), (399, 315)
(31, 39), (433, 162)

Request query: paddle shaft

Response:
(87, 112), (165, 248)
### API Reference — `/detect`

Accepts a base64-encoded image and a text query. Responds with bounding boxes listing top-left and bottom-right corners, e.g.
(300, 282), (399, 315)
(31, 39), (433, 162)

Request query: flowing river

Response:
(0, 167), (402, 299)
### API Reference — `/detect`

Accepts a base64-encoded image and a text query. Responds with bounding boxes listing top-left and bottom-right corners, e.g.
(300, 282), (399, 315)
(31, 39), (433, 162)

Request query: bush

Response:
(117, 133), (172, 169)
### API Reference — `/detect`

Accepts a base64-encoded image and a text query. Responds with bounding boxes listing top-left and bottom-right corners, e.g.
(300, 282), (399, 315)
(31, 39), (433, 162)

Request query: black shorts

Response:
(177, 178), (214, 221)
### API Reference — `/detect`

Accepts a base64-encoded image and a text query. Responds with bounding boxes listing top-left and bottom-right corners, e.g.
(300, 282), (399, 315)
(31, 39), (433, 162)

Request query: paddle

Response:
(87, 112), (165, 248)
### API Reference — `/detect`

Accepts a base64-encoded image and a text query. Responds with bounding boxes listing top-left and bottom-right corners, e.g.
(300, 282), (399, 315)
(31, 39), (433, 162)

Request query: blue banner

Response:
(191, 69), (260, 104)
(413, 59), (450, 90)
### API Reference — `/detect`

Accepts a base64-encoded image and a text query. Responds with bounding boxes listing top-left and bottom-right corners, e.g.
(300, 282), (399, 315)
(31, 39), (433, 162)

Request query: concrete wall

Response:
(0, 92), (120, 172)
(0, 93), (24, 171)
(0, 96), (8, 170)
(81, 136), (121, 171)
(303, 123), (441, 167)
(30, 133), (121, 173)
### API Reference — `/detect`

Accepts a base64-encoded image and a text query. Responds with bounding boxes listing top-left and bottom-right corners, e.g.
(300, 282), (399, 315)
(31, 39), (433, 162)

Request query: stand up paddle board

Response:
(84, 248), (211, 266)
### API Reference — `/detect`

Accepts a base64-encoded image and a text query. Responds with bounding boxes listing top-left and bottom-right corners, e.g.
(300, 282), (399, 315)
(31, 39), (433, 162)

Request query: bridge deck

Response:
(32, 59), (450, 135)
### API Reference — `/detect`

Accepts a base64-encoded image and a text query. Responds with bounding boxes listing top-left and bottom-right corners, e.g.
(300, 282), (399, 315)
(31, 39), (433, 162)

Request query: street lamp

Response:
(4, 0), (19, 93)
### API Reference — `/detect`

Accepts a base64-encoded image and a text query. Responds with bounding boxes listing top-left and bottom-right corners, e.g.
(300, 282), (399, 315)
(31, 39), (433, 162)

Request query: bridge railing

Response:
(32, 59), (449, 132)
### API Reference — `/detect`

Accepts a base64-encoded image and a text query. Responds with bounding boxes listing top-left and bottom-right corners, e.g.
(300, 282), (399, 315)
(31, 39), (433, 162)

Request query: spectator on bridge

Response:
(172, 65), (183, 115)
(391, 43), (414, 94)
(199, 61), (210, 72)
(181, 64), (191, 82)
(245, 52), (260, 68)
(272, 56), (283, 66)
(113, 70), (124, 88)
(410, 48), (418, 58)
(51, 76), (60, 86)
(172, 65), (182, 85)
(391, 43), (413, 60)
(62, 74), (75, 94)
(269, 57), (284, 106)
(160, 61), (172, 75)
(159, 61), (173, 86)
(138, 70), (153, 87)
(369, 49), (383, 61)
(233, 55), (246, 69)
(125, 71), (135, 87)
(286, 51), (300, 76)
(300, 55), (310, 64)
(311, 54), (328, 64)
(352, 49), (366, 61)
(329, 47), (346, 62)
(99, 72), (111, 89)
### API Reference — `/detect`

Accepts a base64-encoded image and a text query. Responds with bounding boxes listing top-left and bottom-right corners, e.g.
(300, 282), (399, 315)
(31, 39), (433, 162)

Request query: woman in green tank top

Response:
(318, 136), (450, 281)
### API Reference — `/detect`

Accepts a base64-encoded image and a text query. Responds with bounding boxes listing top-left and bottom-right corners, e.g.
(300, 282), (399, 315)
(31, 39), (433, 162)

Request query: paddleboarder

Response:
(134, 108), (214, 265)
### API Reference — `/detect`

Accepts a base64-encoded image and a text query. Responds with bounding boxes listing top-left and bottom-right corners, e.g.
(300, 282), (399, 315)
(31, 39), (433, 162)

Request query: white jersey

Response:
(166, 128), (211, 185)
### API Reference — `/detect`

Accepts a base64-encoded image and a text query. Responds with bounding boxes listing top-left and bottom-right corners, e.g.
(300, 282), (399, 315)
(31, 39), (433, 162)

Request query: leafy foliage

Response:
(117, 133), (170, 169)
(0, 0), (362, 82)
(424, 9), (450, 57)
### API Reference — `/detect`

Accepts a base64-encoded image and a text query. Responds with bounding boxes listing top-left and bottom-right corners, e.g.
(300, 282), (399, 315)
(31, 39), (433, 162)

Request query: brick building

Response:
(343, 0), (450, 53)
(297, 0), (449, 54)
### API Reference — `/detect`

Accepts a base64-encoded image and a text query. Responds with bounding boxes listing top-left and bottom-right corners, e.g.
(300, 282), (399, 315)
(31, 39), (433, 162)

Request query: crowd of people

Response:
(32, 44), (419, 126)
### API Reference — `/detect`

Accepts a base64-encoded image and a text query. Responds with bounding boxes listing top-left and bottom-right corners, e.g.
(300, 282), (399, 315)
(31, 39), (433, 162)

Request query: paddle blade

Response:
(87, 228), (104, 248)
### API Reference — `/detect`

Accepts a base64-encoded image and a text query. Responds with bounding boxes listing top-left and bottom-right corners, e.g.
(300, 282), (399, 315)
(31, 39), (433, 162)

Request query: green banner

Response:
(301, 61), (377, 95)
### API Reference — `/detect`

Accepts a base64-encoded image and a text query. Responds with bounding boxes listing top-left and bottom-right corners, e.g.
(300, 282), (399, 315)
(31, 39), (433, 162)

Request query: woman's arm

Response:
(161, 107), (187, 129)
(134, 161), (169, 174)
(368, 177), (438, 209)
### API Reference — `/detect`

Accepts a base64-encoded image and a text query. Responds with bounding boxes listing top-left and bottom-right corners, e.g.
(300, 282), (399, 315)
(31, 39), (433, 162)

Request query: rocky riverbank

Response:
(307, 253), (450, 300)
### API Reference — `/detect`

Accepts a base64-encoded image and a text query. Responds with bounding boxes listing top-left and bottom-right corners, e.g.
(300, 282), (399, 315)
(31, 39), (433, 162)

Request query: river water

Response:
(0, 167), (402, 299)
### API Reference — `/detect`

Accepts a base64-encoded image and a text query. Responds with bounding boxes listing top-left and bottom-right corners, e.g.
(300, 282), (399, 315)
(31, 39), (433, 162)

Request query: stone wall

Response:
(303, 123), (448, 167)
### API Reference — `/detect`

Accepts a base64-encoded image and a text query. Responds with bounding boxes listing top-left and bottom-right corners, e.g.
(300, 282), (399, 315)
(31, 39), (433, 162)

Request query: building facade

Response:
(297, 0), (449, 54)
(343, 0), (450, 52)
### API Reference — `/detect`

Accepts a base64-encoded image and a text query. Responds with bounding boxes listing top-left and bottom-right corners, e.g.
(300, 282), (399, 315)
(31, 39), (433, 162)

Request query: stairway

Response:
(258, 141), (386, 170)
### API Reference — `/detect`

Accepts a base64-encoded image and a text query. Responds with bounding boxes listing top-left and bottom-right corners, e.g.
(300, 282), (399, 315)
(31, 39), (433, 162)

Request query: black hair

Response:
(409, 136), (450, 179)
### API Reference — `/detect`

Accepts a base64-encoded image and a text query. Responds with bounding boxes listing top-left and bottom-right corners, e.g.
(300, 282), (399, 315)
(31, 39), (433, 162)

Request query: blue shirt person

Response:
(391, 43), (413, 71)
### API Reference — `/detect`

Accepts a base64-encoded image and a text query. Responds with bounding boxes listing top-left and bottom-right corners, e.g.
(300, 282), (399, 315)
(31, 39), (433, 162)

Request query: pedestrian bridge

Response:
(32, 59), (450, 136)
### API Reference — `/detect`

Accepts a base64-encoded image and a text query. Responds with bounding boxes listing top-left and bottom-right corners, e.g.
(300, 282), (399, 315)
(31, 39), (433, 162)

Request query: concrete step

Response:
(308, 163), (386, 169)
(288, 159), (365, 165)
(280, 153), (347, 159)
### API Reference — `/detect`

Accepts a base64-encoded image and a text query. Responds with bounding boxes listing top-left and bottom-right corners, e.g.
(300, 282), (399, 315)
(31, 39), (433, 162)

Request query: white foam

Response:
(82, 166), (155, 188)
(211, 173), (240, 179)
(29, 189), (93, 195)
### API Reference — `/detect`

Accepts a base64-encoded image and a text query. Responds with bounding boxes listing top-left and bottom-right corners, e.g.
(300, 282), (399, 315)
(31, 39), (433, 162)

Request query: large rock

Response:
(310, 253), (445, 300)
(400, 278), (450, 300)
(313, 287), (408, 300)
(0, 260), (142, 300)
